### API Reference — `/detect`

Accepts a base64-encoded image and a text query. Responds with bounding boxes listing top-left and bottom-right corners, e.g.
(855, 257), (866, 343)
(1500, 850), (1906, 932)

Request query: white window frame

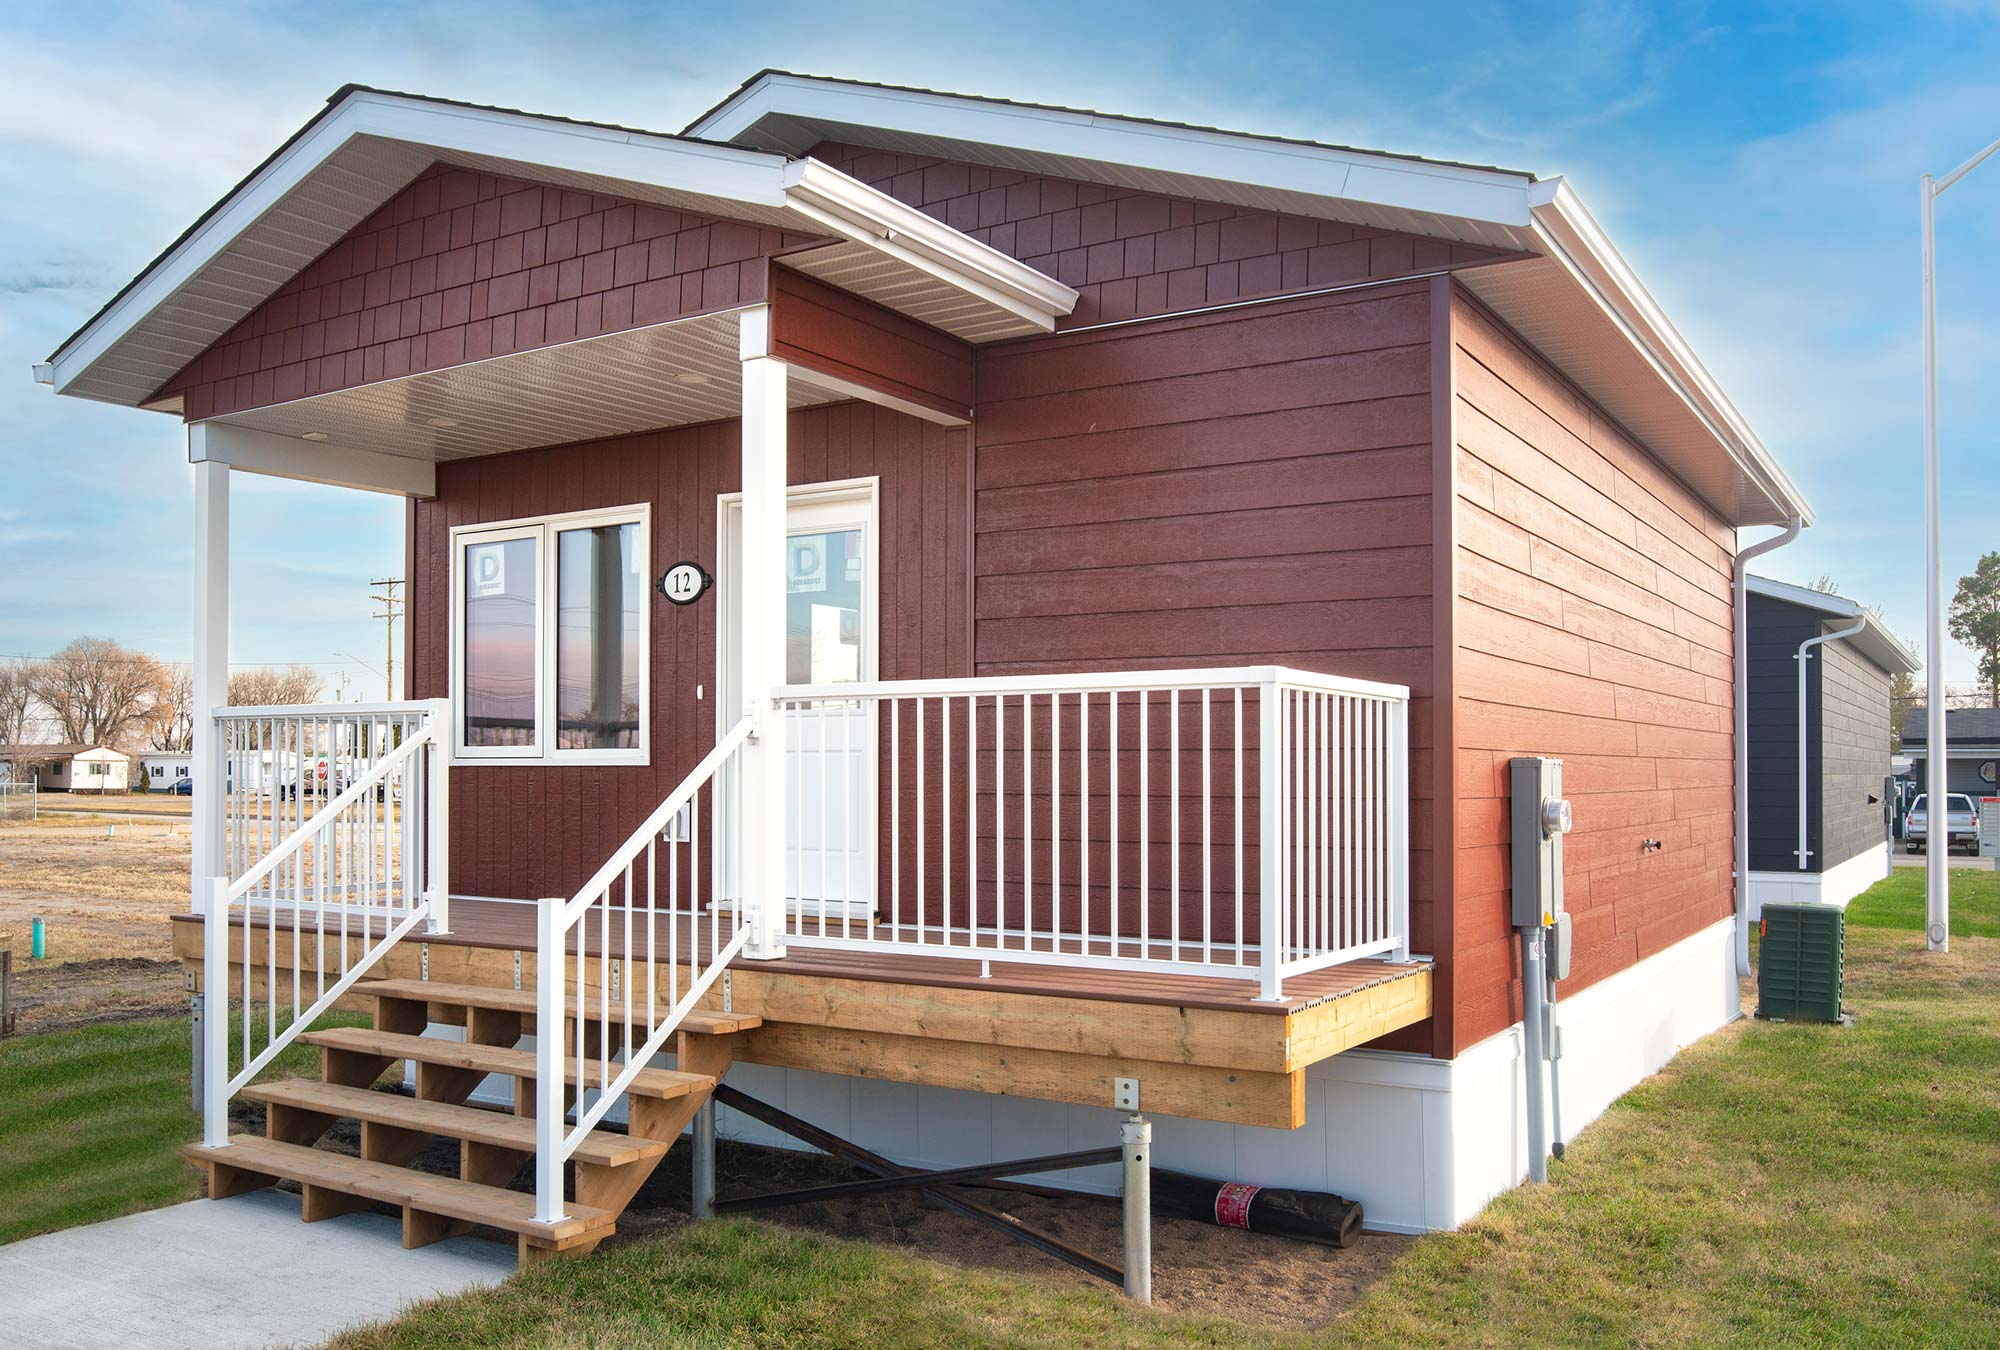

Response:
(449, 502), (651, 767)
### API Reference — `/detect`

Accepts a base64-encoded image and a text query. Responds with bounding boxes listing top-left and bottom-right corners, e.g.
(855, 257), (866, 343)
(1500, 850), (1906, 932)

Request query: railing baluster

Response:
(942, 694), (952, 949)
(966, 695), (977, 952)
(1023, 694), (1033, 954)
(1109, 691), (1119, 961)
(1050, 692), (1060, 955)
(995, 695), (1006, 951)
(1233, 688), (1244, 967)
(1137, 691), (1149, 961)
(916, 696), (926, 946)
(1080, 691), (1090, 957)
(890, 698), (901, 943)
(1169, 689), (1180, 963)
(1201, 688), (1211, 967)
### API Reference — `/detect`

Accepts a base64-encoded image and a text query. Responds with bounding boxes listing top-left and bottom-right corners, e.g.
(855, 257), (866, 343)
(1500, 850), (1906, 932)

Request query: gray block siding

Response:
(1817, 637), (1892, 870)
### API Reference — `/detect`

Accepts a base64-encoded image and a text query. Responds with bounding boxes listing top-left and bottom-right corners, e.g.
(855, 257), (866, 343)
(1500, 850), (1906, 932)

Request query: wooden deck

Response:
(172, 898), (1432, 1130)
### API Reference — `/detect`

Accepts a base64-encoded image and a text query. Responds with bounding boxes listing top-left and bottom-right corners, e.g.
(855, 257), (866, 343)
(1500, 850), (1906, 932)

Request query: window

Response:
(451, 505), (649, 764)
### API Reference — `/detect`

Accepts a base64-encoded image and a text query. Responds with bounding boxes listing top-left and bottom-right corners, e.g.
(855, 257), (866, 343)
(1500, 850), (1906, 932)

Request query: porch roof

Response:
(690, 71), (1815, 530)
(36, 86), (1077, 411)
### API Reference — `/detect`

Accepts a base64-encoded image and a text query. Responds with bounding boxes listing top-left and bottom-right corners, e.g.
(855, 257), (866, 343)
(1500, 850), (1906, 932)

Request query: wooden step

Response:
(302, 1026), (713, 1100)
(183, 1135), (612, 1244)
(361, 977), (762, 1034)
(241, 1080), (669, 1167)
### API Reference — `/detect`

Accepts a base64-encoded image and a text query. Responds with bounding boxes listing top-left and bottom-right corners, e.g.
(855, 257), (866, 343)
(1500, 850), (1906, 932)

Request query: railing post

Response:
(534, 896), (566, 1224)
(425, 699), (451, 935)
(203, 876), (231, 1148)
(1258, 678), (1285, 1000)
(1389, 697), (1411, 963)
(738, 306), (788, 961)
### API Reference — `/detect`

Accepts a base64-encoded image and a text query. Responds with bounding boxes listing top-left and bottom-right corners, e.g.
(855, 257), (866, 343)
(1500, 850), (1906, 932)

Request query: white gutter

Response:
(1735, 516), (1804, 976)
(1796, 614), (1868, 871)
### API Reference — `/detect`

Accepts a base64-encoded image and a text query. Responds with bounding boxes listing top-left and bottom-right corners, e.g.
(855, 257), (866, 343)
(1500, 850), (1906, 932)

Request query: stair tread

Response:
(303, 1027), (713, 1100)
(242, 1080), (668, 1167)
(363, 977), (762, 1034)
(184, 1135), (613, 1242)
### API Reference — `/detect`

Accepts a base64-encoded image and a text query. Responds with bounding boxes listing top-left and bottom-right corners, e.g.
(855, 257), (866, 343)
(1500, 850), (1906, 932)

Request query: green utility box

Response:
(1756, 901), (1846, 1023)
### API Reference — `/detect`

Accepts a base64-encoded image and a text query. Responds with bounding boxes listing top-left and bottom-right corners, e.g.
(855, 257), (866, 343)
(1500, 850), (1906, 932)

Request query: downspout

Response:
(1735, 517), (1804, 976)
(1796, 616), (1868, 871)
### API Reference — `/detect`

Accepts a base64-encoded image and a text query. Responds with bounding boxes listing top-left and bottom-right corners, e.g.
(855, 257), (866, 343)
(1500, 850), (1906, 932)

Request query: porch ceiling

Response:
(40, 87), (1076, 411)
(201, 308), (842, 462)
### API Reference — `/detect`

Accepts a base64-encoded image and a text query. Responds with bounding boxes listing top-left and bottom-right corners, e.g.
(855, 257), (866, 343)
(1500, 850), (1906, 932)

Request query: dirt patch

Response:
(0, 818), (189, 965)
(7, 956), (186, 1033)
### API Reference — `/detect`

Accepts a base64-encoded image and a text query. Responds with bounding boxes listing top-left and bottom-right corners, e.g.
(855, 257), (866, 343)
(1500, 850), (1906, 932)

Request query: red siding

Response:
(155, 164), (827, 419)
(1447, 286), (1737, 1053)
(970, 282), (1440, 992)
(769, 266), (974, 418)
(809, 141), (1520, 328)
(410, 402), (969, 901)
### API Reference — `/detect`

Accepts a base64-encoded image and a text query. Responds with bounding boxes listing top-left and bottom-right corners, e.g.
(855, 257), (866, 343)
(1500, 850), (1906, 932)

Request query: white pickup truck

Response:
(1905, 792), (1980, 855)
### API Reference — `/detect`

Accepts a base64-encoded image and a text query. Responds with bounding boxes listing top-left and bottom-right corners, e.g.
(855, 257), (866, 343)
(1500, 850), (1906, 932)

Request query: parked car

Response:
(168, 776), (193, 796)
(1905, 792), (1979, 855)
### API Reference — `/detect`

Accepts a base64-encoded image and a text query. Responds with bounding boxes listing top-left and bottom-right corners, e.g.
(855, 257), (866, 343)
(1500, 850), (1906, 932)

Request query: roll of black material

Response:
(1149, 1169), (1365, 1248)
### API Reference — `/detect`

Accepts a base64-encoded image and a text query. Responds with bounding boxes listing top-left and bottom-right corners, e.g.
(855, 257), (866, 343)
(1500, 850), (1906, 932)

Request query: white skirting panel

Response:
(1746, 840), (1889, 916)
(428, 914), (1740, 1233)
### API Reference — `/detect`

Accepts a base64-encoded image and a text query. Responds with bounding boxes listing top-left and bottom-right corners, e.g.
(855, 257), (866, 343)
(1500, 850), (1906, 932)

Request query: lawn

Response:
(0, 1011), (361, 1245)
(1847, 864), (2000, 938)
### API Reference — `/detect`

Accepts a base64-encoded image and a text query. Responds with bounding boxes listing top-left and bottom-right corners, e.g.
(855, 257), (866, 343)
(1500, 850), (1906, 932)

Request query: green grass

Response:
(1847, 864), (2000, 938)
(0, 1010), (362, 1244)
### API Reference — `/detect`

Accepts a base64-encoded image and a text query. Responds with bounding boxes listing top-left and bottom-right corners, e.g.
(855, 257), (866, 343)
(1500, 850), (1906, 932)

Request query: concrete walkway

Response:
(0, 1190), (514, 1349)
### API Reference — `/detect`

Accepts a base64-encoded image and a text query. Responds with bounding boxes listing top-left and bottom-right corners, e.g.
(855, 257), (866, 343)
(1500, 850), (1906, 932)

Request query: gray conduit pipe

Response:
(1735, 518), (1804, 977)
(1796, 616), (1869, 871)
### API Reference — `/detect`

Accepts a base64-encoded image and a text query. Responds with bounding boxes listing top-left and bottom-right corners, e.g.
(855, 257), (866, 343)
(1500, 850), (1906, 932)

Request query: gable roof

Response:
(36, 84), (1076, 409)
(1747, 574), (1921, 677)
(1902, 706), (2000, 748)
(688, 71), (1814, 530)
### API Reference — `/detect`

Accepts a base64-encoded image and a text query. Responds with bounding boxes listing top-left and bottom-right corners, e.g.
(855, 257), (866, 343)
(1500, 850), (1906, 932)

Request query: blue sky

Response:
(6, 0), (2000, 687)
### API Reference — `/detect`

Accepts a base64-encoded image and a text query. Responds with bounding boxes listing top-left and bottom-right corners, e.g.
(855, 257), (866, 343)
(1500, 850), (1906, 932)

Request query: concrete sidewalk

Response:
(0, 1190), (514, 1349)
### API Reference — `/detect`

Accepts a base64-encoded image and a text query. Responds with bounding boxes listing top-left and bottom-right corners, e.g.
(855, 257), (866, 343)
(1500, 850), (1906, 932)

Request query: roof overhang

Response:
(689, 72), (1814, 529)
(39, 87), (1075, 410)
(1748, 574), (1921, 676)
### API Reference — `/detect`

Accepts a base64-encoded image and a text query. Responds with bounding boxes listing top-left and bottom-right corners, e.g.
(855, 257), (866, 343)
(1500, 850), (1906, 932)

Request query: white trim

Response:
(1747, 573), (1921, 675)
(187, 420), (435, 498)
(46, 88), (1075, 405)
(448, 502), (651, 766)
(1746, 841), (1890, 916)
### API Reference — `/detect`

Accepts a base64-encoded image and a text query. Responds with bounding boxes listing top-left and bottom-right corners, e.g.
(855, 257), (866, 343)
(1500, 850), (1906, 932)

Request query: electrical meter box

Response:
(1510, 757), (1573, 930)
(1981, 799), (2000, 858)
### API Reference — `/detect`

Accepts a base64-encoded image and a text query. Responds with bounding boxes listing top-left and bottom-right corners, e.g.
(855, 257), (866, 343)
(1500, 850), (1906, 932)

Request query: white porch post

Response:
(738, 306), (789, 960)
(190, 449), (229, 1126)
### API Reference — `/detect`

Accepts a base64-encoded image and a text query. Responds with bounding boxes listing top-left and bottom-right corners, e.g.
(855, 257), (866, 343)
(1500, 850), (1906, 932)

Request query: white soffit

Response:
(690, 73), (1813, 528)
(1746, 575), (1921, 676)
(45, 88), (1075, 410)
(202, 309), (840, 463)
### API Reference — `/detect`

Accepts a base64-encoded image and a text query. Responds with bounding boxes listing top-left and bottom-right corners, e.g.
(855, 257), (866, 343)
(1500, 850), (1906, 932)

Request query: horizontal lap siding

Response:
(807, 142), (1520, 328)
(1450, 288), (1737, 1052)
(969, 284), (1437, 983)
(409, 402), (968, 901)
(1818, 639), (1893, 870)
(156, 165), (826, 418)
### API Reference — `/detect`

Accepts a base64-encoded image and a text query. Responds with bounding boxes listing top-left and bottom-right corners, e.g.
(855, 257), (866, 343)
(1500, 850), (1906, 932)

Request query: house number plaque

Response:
(658, 561), (712, 606)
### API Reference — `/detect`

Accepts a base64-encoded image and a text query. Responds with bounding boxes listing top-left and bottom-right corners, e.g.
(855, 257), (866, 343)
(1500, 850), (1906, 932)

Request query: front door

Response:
(721, 481), (878, 917)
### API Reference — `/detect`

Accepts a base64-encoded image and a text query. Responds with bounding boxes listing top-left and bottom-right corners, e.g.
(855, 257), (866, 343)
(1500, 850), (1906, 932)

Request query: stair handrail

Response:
(534, 714), (757, 1223)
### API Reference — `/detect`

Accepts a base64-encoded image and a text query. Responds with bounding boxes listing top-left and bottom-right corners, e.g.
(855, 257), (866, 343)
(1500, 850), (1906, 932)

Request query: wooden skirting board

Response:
(172, 915), (1431, 1128)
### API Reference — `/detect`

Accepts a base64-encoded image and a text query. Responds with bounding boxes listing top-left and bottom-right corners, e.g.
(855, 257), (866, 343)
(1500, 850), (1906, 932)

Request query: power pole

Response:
(369, 578), (403, 701)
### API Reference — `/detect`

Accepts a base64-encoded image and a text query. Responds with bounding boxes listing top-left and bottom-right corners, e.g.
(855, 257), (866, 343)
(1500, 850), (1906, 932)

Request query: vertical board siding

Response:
(156, 164), (827, 419)
(808, 141), (1522, 329)
(409, 402), (969, 901)
(1449, 287), (1738, 1052)
(1745, 593), (1821, 873)
(968, 283), (1437, 974)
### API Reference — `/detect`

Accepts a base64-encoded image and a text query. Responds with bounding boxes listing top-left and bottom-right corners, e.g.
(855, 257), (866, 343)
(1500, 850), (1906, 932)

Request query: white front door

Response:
(720, 480), (878, 917)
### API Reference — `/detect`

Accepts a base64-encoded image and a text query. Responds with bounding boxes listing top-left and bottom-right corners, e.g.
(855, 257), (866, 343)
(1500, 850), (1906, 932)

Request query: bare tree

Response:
(151, 663), (196, 752)
(26, 638), (169, 749)
(228, 665), (325, 708)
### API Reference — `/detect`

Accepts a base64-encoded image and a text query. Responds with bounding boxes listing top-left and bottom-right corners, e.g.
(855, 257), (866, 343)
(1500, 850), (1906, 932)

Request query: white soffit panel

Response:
(203, 310), (838, 462)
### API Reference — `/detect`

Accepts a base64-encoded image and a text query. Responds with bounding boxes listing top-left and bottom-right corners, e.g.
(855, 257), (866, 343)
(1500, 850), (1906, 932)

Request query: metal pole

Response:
(1519, 927), (1549, 1183)
(691, 1098), (717, 1218)
(1922, 173), (1949, 953)
(1120, 1114), (1152, 1304)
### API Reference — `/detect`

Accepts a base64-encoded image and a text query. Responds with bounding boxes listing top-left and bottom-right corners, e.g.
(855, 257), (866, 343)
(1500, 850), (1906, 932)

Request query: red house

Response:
(38, 72), (1811, 1278)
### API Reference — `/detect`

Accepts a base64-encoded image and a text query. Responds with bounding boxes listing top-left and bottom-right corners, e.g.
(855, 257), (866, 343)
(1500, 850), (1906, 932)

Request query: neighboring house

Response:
(1902, 706), (2000, 803)
(141, 752), (193, 788)
(1744, 575), (1919, 912)
(0, 744), (132, 793)
(36, 73), (1814, 1262)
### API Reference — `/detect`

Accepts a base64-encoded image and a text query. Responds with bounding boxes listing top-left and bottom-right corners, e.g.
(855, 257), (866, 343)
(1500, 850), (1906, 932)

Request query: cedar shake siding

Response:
(971, 282), (1440, 1017)
(408, 402), (969, 901)
(152, 164), (828, 419)
(807, 141), (1523, 329)
(1449, 286), (1738, 1053)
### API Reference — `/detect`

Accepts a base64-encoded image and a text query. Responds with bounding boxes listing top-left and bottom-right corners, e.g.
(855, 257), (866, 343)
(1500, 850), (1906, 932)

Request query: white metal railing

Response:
(776, 666), (1408, 999)
(533, 716), (755, 1224)
(201, 699), (449, 1147)
(0, 781), (35, 822)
